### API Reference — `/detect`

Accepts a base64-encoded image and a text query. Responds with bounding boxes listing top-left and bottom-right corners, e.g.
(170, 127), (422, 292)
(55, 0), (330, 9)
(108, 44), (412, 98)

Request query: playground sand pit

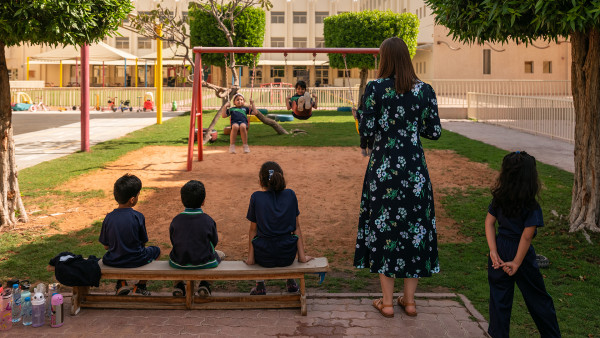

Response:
(23, 146), (497, 270)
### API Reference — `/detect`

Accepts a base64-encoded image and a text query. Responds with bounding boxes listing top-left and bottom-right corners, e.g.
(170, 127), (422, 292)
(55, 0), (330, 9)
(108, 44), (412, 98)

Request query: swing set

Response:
(187, 47), (379, 171)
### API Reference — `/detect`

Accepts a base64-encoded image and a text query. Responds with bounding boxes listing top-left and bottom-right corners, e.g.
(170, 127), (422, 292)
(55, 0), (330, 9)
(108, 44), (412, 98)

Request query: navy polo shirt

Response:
(99, 208), (149, 267)
(488, 200), (544, 241)
(246, 189), (300, 237)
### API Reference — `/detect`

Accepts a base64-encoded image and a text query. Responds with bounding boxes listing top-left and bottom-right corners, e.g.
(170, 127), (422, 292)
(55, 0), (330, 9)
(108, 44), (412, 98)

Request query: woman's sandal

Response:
(398, 296), (417, 316)
(372, 298), (394, 318)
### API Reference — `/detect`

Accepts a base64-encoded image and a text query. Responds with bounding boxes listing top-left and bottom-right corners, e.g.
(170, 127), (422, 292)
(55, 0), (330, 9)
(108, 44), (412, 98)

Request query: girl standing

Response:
(245, 161), (313, 295)
(486, 151), (560, 338)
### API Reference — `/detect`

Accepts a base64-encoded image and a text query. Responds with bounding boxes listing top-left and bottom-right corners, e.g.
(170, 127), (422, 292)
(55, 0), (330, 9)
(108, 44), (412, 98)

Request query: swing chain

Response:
(342, 54), (355, 108)
(224, 53), (231, 108)
(250, 53), (257, 101)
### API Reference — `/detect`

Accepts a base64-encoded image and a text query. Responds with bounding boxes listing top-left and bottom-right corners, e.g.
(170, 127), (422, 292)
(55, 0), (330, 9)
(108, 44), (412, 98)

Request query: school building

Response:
(5, 0), (571, 88)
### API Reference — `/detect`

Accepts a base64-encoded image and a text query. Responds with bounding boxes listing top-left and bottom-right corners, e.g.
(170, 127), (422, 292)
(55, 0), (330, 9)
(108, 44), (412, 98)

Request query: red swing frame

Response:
(187, 47), (379, 171)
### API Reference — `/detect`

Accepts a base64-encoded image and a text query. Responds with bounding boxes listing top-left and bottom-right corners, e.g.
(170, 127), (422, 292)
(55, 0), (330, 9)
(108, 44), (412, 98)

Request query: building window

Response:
(543, 61), (552, 74)
(271, 66), (285, 78)
(293, 66), (307, 77)
(293, 12), (307, 24)
(423, 62), (426, 74)
(8, 69), (18, 80)
(315, 37), (325, 48)
(271, 37), (285, 48)
(138, 37), (152, 49)
(271, 11), (284, 24)
(315, 66), (329, 85)
(524, 61), (534, 73)
(338, 11), (348, 14)
(315, 11), (328, 24)
(337, 69), (350, 77)
(182, 11), (189, 22)
(293, 37), (307, 48)
(483, 49), (491, 74)
(250, 69), (262, 83)
(116, 37), (129, 49)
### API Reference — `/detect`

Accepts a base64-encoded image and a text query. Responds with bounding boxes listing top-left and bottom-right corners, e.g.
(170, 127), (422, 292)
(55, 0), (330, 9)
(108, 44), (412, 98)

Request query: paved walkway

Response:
(442, 120), (574, 173)
(8, 293), (488, 337)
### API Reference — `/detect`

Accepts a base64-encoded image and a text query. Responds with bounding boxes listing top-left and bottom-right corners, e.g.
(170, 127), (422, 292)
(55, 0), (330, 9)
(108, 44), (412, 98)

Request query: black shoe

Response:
(132, 283), (151, 296)
(286, 279), (299, 293)
(197, 281), (211, 296)
(250, 282), (266, 295)
(115, 280), (131, 296)
(173, 282), (186, 297)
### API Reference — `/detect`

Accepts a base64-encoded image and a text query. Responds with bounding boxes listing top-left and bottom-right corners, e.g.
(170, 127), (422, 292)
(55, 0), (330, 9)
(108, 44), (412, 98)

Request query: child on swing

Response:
(485, 151), (560, 338)
(245, 161), (313, 295)
(286, 81), (318, 120)
(220, 93), (257, 154)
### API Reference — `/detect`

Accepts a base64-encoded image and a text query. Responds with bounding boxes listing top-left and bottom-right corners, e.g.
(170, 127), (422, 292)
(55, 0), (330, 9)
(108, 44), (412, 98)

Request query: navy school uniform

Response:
(99, 208), (160, 268)
(246, 189), (300, 268)
(169, 208), (221, 269)
(226, 106), (250, 126)
(487, 201), (561, 338)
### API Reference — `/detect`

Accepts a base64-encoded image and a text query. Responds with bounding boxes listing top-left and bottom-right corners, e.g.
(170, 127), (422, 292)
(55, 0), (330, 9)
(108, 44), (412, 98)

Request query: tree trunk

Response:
(0, 42), (28, 230)
(358, 68), (369, 105)
(569, 29), (600, 233)
(253, 111), (289, 135)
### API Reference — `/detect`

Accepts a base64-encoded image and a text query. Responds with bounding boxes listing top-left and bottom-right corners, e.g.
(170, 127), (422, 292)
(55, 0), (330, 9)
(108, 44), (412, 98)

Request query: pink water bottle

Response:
(50, 294), (64, 327)
(0, 288), (12, 331)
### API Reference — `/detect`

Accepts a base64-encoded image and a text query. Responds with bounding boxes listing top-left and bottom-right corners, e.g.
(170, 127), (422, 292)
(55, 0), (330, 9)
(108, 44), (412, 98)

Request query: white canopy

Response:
(29, 42), (139, 64)
(140, 45), (192, 65)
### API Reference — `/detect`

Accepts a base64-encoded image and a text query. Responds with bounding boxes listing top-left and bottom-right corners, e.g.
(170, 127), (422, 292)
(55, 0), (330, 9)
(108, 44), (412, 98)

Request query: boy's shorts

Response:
(252, 234), (298, 268)
(231, 117), (249, 126)
(103, 246), (161, 268)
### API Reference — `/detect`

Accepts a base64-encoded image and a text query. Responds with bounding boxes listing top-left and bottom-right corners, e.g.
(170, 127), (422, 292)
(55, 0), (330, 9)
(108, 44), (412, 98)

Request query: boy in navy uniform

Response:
(99, 174), (160, 295)
(169, 180), (224, 296)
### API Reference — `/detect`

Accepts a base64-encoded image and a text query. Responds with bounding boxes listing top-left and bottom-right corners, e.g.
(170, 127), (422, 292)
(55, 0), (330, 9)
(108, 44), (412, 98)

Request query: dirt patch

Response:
(22, 146), (497, 270)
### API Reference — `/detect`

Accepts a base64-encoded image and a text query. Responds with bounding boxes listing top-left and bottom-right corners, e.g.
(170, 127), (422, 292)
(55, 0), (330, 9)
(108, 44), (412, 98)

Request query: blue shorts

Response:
(231, 117), (248, 126)
(103, 246), (161, 268)
(252, 234), (298, 268)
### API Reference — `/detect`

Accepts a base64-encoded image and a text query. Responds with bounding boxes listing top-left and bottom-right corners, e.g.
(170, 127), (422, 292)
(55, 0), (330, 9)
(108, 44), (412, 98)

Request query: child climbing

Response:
(286, 81), (318, 120)
(219, 93), (257, 154)
(485, 151), (561, 338)
(245, 161), (313, 295)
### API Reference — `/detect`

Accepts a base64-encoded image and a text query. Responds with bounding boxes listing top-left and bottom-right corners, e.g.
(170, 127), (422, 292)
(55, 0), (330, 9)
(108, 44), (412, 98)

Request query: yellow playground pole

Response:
(156, 25), (163, 124)
(135, 58), (138, 87)
(26, 57), (29, 80)
(59, 60), (63, 87)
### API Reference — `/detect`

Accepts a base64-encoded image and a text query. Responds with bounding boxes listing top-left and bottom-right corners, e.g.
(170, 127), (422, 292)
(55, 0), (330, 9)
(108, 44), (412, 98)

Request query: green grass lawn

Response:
(2, 110), (598, 336)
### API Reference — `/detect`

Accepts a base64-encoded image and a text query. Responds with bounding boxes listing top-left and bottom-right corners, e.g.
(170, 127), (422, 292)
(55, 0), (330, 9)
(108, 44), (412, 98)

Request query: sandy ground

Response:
(21, 146), (498, 269)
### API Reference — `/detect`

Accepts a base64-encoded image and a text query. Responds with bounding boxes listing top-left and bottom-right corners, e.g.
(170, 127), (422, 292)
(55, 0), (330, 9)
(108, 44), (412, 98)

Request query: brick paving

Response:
(6, 293), (489, 337)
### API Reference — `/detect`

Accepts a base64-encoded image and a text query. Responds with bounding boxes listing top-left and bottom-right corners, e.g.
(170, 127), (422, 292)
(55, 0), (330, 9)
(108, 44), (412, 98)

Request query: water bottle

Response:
(50, 294), (64, 328)
(46, 283), (58, 319)
(11, 284), (21, 323)
(21, 297), (32, 326)
(31, 284), (46, 327)
(20, 282), (31, 305)
(0, 288), (12, 330)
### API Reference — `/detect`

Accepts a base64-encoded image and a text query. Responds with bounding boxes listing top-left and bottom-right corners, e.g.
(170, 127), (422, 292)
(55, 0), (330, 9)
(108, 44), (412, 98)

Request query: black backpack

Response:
(48, 252), (101, 287)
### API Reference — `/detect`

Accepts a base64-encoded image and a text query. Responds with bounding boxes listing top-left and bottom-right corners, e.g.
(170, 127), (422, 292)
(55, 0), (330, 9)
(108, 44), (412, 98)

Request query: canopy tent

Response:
(139, 45), (192, 65)
(29, 42), (140, 87)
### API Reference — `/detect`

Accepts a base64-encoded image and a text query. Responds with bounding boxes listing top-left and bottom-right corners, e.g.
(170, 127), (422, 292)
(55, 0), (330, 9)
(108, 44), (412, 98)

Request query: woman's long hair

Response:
(259, 161), (286, 192)
(491, 151), (540, 218)
(377, 37), (419, 93)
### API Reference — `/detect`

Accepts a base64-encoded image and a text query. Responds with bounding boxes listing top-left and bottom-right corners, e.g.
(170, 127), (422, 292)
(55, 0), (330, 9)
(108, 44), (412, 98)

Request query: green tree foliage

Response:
(323, 11), (419, 69)
(189, 4), (265, 67)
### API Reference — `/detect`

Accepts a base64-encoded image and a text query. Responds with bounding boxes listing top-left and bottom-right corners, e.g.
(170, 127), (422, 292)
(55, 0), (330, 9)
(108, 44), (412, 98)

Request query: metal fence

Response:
(467, 92), (575, 143)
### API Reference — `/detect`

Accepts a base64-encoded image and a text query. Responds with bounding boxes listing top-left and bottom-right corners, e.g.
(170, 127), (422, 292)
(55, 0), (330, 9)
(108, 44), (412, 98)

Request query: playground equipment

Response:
(143, 92), (154, 111)
(187, 47), (380, 171)
(107, 97), (118, 112)
(119, 99), (133, 112)
(29, 97), (49, 112)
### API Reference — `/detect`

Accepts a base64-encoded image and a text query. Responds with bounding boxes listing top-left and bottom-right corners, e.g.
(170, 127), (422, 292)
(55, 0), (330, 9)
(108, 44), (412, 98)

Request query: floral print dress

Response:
(353, 78), (442, 278)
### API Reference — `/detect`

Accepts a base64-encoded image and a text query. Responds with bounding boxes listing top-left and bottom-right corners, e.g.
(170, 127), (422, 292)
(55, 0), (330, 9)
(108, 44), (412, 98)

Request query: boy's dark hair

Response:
(295, 81), (307, 90)
(491, 151), (540, 218)
(113, 174), (142, 204)
(180, 180), (206, 209)
(259, 161), (286, 192)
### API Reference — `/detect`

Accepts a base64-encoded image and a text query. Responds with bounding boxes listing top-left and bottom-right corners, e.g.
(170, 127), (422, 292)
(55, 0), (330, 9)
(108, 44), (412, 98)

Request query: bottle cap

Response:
(25, 297), (30, 301)
(13, 284), (19, 288)
(51, 293), (63, 305)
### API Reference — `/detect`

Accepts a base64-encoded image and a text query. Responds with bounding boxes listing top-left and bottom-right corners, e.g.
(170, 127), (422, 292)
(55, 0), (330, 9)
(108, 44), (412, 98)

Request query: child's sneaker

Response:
(132, 283), (151, 296)
(172, 281), (186, 297)
(286, 279), (299, 293)
(197, 281), (211, 297)
(361, 148), (368, 157)
(229, 145), (236, 154)
(243, 145), (250, 153)
(115, 280), (131, 296)
(250, 282), (266, 295)
(303, 93), (313, 110)
(297, 97), (305, 112)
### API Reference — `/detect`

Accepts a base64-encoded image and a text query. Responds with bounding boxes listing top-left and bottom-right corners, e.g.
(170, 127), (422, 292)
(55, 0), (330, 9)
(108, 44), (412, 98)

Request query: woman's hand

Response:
(245, 257), (255, 265)
(298, 255), (314, 263)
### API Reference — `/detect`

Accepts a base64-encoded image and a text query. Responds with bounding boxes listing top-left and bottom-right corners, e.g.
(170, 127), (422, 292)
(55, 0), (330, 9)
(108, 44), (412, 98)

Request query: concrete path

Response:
(8, 293), (489, 337)
(442, 120), (574, 173)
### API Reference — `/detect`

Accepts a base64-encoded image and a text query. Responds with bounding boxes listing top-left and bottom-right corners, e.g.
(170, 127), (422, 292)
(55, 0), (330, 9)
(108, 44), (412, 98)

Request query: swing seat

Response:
(249, 115), (260, 122)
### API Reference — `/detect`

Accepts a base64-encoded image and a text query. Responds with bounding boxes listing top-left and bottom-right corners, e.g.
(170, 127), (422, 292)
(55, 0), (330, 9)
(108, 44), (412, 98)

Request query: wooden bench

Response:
(71, 257), (329, 316)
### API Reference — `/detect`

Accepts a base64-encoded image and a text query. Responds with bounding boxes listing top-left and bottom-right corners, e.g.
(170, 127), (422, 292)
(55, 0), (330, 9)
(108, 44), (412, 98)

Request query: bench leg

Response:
(71, 286), (88, 316)
(186, 281), (195, 310)
(299, 277), (307, 316)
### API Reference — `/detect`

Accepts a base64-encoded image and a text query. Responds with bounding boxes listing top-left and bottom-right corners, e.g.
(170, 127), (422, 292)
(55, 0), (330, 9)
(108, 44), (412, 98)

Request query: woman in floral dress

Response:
(354, 37), (442, 318)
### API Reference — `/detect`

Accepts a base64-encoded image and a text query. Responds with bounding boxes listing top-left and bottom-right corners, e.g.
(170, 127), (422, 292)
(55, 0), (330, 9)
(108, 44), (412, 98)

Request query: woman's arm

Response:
(485, 212), (503, 269)
(245, 222), (258, 265)
(501, 226), (536, 276)
(295, 217), (313, 263)
(419, 85), (442, 140)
